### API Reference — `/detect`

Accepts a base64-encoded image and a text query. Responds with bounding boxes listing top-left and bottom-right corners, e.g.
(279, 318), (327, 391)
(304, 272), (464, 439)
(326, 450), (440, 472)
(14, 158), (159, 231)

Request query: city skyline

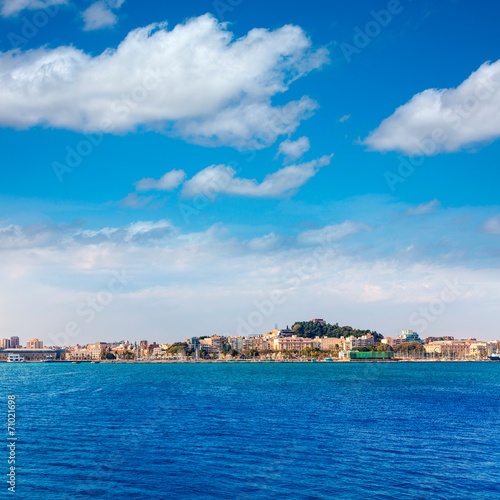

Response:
(0, 1), (500, 344)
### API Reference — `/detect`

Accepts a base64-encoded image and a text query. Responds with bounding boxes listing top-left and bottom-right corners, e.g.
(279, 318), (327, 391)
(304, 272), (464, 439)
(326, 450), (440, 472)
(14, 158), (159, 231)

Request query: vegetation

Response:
(393, 341), (425, 353)
(301, 347), (324, 357)
(167, 342), (194, 356)
(292, 321), (383, 341)
(376, 343), (393, 352)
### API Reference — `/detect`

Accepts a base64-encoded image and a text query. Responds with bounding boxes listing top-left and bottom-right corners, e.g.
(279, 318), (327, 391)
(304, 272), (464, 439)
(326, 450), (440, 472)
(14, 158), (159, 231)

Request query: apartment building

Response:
(89, 342), (109, 360)
(27, 338), (43, 349)
(272, 335), (320, 352)
(424, 341), (468, 357)
(317, 337), (343, 350)
(343, 334), (375, 350)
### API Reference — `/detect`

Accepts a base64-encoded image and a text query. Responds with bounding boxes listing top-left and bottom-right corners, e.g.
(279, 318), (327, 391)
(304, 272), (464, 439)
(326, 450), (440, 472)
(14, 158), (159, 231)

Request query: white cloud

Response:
(481, 215), (500, 235)
(176, 96), (318, 149)
(117, 193), (156, 208)
(76, 220), (175, 243)
(0, 0), (65, 17)
(82, 1), (118, 31)
(182, 154), (332, 199)
(295, 221), (370, 246)
(406, 199), (440, 215)
(277, 136), (310, 162)
(247, 232), (284, 252)
(363, 60), (500, 155)
(0, 217), (498, 344)
(135, 169), (186, 192)
(338, 114), (350, 123)
(0, 14), (328, 148)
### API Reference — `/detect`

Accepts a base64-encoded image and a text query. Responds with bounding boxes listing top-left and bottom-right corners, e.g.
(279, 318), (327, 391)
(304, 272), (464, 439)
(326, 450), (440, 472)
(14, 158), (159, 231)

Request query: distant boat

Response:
(7, 353), (25, 363)
(489, 352), (500, 361)
(72, 361), (81, 364)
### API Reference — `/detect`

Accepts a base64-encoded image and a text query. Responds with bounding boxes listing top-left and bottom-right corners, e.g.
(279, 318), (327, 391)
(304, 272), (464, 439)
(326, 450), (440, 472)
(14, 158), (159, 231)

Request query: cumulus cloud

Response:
(277, 136), (310, 162)
(0, 0), (65, 17)
(338, 114), (350, 123)
(135, 169), (186, 192)
(182, 154), (332, 198)
(177, 96), (318, 149)
(82, 1), (117, 30)
(406, 199), (440, 216)
(481, 215), (500, 235)
(0, 14), (328, 148)
(363, 60), (500, 155)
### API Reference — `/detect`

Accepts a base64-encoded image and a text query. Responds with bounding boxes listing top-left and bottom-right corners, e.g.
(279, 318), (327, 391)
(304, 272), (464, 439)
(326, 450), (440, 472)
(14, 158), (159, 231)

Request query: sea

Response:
(1, 362), (500, 499)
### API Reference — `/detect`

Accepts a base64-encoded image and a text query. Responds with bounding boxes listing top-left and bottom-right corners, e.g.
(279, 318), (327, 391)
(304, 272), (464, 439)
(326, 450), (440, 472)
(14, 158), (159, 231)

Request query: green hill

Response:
(291, 321), (383, 341)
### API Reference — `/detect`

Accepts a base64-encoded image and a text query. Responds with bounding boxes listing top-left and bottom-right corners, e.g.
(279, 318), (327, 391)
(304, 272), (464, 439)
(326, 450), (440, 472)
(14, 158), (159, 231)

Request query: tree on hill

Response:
(292, 321), (383, 341)
(167, 342), (194, 356)
(393, 342), (424, 353)
(376, 343), (393, 352)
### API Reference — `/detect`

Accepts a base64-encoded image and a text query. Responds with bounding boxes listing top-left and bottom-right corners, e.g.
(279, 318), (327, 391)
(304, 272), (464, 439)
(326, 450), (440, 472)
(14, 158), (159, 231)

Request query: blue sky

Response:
(0, 0), (499, 344)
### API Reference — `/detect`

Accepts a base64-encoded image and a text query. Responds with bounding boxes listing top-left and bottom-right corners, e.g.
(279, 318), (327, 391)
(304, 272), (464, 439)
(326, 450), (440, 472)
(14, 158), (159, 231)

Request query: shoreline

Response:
(3, 359), (498, 364)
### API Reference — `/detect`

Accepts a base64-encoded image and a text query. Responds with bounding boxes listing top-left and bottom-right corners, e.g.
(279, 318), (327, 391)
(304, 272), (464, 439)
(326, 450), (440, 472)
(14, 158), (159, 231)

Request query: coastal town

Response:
(1, 319), (499, 362)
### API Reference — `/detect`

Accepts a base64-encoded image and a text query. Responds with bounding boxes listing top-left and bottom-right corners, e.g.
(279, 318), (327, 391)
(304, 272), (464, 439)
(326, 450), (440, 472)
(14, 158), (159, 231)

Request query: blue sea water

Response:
(1, 362), (500, 499)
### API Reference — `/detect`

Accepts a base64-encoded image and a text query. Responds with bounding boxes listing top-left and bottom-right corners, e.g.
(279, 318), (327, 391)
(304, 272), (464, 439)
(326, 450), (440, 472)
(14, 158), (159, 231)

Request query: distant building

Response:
(340, 350), (395, 361)
(67, 347), (92, 361)
(343, 334), (375, 350)
(152, 347), (167, 358)
(270, 328), (294, 337)
(147, 342), (159, 354)
(383, 330), (422, 346)
(424, 340), (468, 357)
(318, 337), (343, 350)
(244, 337), (260, 350)
(228, 336), (243, 351)
(186, 337), (200, 349)
(199, 336), (225, 353)
(88, 342), (108, 360)
(27, 338), (43, 349)
(424, 339), (488, 358)
(0, 348), (63, 361)
(272, 335), (320, 352)
(399, 330), (423, 343)
(468, 341), (488, 357)
(424, 336), (454, 343)
(381, 337), (403, 348)
(0, 338), (11, 349)
(312, 319), (325, 324)
(10, 336), (20, 348)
